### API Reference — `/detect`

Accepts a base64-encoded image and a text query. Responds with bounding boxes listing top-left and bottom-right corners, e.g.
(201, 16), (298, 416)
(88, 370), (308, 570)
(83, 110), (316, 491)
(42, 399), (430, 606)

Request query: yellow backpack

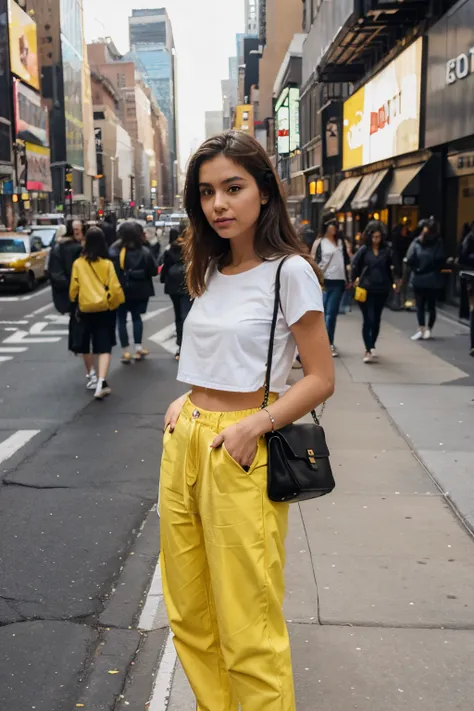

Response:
(79, 259), (125, 313)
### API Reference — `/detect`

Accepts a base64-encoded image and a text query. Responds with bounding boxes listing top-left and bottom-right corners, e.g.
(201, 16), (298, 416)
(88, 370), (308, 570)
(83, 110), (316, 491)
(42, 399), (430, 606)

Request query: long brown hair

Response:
(183, 131), (322, 297)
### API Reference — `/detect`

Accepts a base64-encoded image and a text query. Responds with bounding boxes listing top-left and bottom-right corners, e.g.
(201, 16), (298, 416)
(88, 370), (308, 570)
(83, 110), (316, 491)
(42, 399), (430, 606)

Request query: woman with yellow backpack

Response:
(69, 227), (125, 399)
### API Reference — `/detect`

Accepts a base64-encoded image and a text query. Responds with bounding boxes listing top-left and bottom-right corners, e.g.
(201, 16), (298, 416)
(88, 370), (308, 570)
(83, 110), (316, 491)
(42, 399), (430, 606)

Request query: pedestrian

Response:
(72, 219), (85, 245)
(111, 221), (157, 364)
(458, 221), (474, 357)
(310, 212), (350, 356)
(99, 214), (116, 247)
(159, 131), (334, 711)
(69, 227), (125, 399)
(160, 228), (192, 360)
(351, 220), (394, 363)
(48, 220), (94, 383)
(405, 218), (445, 341)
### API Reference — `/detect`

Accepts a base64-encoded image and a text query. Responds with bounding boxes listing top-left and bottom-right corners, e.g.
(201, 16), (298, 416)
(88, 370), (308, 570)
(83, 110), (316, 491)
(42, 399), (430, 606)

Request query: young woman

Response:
(351, 221), (394, 363)
(160, 131), (334, 711)
(310, 213), (350, 357)
(160, 228), (192, 359)
(406, 218), (445, 341)
(111, 221), (157, 363)
(69, 227), (124, 399)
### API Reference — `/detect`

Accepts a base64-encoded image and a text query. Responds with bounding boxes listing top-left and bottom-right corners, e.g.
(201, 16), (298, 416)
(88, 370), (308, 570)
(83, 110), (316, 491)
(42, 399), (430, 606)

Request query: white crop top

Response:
(177, 256), (324, 394)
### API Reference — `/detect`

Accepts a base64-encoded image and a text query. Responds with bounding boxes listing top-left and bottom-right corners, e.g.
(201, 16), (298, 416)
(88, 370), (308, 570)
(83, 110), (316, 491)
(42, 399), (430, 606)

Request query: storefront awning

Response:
(323, 176), (361, 213)
(351, 169), (390, 211)
(386, 164), (426, 206)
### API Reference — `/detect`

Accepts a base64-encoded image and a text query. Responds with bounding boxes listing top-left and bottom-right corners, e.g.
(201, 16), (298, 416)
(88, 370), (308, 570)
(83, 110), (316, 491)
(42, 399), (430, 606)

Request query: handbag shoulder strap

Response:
(119, 248), (126, 272)
(261, 257), (324, 424)
(88, 259), (109, 292)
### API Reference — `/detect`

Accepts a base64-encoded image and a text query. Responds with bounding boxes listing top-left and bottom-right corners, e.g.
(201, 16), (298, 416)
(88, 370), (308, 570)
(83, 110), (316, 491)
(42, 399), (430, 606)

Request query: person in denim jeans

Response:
(311, 214), (350, 357)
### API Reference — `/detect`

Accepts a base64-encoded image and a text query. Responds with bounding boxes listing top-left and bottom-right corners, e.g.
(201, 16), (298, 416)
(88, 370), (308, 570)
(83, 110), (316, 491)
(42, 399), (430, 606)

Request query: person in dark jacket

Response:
(405, 218), (445, 341)
(160, 228), (192, 360)
(49, 220), (97, 388)
(99, 214), (116, 247)
(351, 221), (394, 363)
(458, 222), (474, 356)
(49, 220), (83, 314)
(111, 221), (157, 363)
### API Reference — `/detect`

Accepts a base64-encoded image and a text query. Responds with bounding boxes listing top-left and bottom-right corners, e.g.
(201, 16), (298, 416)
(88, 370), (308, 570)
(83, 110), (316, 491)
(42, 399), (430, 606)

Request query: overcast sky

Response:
(83, 0), (244, 170)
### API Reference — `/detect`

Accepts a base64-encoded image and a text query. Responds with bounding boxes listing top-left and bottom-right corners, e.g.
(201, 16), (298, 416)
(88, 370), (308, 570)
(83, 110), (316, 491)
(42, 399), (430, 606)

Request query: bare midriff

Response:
(190, 386), (275, 413)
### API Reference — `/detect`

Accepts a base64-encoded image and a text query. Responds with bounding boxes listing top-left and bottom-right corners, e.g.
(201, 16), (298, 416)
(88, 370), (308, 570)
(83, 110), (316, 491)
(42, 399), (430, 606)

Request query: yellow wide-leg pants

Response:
(159, 397), (295, 711)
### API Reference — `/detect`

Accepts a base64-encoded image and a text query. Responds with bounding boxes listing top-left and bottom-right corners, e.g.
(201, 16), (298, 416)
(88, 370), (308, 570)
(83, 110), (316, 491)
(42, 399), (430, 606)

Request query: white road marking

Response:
(0, 347), (28, 353)
(0, 286), (49, 302)
(25, 302), (54, 318)
(0, 356), (14, 363)
(148, 324), (176, 355)
(147, 630), (177, 711)
(0, 430), (40, 465)
(2, 329), (61, 344)
(3, 327), (19, 331)
(45, 314), (69, 324)
(0, 320), (29, 325)
(29, 322), (68, 336)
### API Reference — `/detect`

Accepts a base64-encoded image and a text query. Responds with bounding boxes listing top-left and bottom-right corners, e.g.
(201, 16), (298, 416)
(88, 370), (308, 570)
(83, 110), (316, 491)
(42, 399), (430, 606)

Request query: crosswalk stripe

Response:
(0, 430), (40, 465)
(0, 356), (14, 363)
(0, 347), (27, 353)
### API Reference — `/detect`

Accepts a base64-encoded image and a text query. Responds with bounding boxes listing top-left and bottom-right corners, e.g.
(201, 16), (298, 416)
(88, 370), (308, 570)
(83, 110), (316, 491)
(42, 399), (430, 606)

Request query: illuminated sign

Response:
(275, 87), (300, 156)
(343, 38), (423, 170)
(8, 0), (40, 91)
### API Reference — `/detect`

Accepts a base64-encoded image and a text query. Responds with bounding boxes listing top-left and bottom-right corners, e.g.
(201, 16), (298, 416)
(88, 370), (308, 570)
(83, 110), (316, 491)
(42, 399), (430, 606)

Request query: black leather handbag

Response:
(263, 258), (335, 503)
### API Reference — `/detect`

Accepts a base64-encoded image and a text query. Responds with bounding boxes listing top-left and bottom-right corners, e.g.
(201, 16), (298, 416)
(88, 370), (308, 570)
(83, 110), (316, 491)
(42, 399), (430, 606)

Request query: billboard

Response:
(14, 80), (49, 148)
(275, 87), (300, 155)
(25, 142), (52, 192)
(343, 38), (423, 170)
(61, 34), (84, 168)
(7, 0), (40, 91)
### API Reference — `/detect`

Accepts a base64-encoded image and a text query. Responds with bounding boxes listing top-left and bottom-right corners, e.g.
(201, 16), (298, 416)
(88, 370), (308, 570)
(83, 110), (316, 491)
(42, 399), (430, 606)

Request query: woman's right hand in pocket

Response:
(164, 394), (187, 432)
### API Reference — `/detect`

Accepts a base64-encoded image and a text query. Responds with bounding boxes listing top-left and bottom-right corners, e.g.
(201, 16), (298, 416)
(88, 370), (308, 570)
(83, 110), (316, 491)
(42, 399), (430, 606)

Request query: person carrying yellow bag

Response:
(69, 227), (125, 399)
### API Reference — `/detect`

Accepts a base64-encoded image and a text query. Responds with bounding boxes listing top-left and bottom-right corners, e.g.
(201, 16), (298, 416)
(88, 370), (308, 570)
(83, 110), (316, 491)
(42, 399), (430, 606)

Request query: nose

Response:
(213, 189), (228, 213)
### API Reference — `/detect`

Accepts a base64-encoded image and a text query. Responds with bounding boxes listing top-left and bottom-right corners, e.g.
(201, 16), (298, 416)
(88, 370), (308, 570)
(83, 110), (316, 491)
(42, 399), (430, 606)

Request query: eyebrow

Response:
(199, 176), (246, 188)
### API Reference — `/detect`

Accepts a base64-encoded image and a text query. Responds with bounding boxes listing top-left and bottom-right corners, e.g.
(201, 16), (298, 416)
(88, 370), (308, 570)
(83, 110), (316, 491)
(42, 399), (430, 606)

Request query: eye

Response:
(228, 185), (242, 194)
(200, 188), (213, 197)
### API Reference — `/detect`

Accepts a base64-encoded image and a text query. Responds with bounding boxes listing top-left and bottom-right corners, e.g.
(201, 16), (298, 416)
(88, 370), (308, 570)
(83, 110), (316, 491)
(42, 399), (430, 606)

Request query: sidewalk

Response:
(159, 313), (474, 710)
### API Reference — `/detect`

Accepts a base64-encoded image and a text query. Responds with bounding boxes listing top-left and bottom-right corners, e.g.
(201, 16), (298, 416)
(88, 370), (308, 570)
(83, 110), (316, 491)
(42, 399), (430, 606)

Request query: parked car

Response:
(27, 224), (59, 248)
(0, 233), (50, 291)
(32, 213), (65, 227)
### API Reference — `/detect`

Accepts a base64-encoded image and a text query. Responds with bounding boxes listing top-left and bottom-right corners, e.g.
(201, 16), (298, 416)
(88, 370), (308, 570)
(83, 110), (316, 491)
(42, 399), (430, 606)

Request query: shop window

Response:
(458, 176), (474, 241)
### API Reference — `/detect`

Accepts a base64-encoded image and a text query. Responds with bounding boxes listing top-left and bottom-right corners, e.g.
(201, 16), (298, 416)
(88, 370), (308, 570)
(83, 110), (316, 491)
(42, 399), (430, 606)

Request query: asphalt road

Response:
(0, 280), (186, 710)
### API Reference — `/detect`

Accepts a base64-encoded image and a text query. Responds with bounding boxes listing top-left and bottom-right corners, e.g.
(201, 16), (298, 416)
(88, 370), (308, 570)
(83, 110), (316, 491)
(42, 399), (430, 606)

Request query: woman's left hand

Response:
(210, 421), (259, 468)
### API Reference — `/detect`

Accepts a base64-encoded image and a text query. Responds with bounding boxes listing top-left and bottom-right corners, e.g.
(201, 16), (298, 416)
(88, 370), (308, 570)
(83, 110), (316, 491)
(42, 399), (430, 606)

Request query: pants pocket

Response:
(222, 443), (259, 475)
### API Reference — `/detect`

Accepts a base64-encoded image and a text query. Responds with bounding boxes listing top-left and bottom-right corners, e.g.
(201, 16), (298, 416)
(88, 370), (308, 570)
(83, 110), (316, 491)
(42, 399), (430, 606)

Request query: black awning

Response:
(386, 164), (426, 206)
(323, 176), (361, 213)
(351, 169), (390, 211)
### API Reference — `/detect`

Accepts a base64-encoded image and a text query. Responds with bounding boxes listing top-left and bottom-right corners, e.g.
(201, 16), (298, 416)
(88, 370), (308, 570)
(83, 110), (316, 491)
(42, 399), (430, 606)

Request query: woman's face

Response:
(198, 155), (267, 242)
(326, 224), (337, 238)
(372, 231), (382, 247)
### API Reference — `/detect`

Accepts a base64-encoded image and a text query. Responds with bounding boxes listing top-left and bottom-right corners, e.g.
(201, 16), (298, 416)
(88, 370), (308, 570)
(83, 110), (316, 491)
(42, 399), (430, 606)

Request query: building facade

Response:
(129, 8), (177, 204)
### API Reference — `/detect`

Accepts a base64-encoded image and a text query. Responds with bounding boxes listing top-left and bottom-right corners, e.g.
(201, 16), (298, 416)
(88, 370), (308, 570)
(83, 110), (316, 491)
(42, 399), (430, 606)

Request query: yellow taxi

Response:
(0, 232), (50, 291)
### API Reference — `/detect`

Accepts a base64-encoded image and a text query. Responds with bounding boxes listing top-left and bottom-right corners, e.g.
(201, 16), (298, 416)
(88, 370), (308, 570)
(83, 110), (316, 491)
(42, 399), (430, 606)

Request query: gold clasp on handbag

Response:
(307, 449), (318, 470)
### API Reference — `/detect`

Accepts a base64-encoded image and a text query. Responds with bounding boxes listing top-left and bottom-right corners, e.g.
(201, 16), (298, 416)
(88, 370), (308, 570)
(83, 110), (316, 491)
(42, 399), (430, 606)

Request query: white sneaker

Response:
(363, 352), (373, 364)
(94, 381), (112, 400)
(423, 329), (432, 340)
(86, 375), (98, 390)
(371, 349), (377, 360)
(331, 345), (339, 358)
(411, 330), (424, 341)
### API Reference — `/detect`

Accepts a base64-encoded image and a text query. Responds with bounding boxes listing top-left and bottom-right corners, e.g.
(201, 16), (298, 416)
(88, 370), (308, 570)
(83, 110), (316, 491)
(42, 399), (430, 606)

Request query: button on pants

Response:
(159, 398), (295, 711)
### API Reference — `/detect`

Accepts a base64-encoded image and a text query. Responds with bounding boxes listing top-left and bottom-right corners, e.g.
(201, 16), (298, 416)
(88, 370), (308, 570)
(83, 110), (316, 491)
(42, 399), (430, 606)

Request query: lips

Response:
(214, 218), (235, 226)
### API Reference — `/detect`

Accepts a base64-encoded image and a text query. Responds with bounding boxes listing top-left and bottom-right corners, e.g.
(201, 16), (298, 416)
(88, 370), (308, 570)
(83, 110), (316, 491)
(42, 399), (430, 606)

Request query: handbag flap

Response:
(267, 424), (330, 460)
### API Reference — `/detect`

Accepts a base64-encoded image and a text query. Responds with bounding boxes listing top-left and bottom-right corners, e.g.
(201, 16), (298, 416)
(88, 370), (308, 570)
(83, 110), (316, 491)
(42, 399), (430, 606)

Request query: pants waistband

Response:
(181, 394), (278, 431)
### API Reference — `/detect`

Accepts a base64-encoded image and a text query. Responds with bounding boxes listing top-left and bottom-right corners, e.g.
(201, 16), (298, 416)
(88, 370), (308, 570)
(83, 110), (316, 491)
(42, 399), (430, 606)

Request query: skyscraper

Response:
(128, 8), (178, 204)
(245, 0), (259, 35)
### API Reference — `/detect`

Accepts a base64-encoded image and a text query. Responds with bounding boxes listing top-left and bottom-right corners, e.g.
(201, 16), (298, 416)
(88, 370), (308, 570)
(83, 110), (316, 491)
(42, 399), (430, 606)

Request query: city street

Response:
(0, 283), (473, 710)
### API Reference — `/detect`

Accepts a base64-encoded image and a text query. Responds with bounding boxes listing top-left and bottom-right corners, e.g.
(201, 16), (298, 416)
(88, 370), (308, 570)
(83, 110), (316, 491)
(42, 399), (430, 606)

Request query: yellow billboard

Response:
(234, 104), (254, 136)
(343, 38), (423, 170)
(8, 0), (40, 91)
